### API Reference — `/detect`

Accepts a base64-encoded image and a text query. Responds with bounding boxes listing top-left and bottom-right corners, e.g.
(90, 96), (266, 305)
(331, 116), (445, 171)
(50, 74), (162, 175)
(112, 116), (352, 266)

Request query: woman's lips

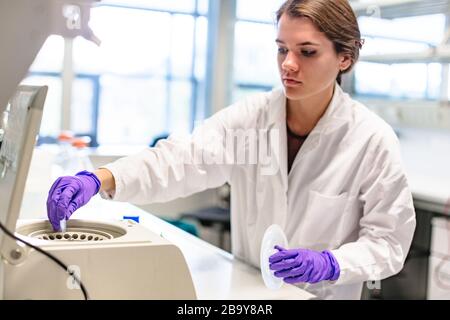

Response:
(283, 78), (302, 87)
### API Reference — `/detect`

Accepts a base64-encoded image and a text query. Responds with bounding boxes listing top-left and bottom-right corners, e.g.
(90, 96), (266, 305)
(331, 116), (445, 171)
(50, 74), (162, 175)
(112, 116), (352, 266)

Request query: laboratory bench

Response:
(20, 195), (315, 300)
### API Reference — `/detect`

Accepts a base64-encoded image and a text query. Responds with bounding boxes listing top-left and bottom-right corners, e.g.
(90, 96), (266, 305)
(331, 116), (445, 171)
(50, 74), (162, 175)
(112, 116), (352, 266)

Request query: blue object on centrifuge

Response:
(123, 216), (140, 223)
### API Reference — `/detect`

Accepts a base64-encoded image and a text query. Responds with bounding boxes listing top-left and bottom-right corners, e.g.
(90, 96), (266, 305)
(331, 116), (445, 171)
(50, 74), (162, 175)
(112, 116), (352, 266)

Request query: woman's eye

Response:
(301, 50), (316, 57)
(278, 47), (288, 55)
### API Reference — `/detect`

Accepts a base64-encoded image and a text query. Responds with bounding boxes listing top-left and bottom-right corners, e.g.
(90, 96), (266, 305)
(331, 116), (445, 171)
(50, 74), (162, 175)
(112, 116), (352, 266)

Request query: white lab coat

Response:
(102, 83), (416, 300)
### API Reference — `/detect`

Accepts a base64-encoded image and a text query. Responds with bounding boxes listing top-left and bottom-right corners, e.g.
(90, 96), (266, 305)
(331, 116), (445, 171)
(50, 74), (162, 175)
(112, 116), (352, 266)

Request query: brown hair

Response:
(276, 0), (363, 84)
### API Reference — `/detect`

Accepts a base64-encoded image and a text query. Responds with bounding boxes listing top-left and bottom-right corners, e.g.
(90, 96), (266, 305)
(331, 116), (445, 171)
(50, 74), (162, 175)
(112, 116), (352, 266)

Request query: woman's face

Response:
(276, 14), (351, 101)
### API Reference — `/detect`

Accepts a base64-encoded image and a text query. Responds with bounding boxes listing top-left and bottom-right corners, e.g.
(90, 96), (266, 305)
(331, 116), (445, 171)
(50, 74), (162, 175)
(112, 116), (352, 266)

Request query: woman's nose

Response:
(281, 52), (299, 72)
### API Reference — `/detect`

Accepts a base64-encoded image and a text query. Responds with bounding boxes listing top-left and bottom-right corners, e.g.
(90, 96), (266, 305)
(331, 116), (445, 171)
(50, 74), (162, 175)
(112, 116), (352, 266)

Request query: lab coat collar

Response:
(268, 82), (351, 135)
(266, 82), (352, 187)
(312, 83), (351, 135)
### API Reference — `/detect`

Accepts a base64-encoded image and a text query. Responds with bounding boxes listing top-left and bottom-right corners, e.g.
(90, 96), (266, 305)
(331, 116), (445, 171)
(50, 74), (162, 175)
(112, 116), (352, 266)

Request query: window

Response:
(22, 75), (63, 138)
(23, 35), (64, 139)
(25, 3), (450, 149)
(71, 2), (208, 146)
(358, 14), (446, 47)
(29, 36), (64, 73)
(102, 0), (207, 14)
(71, 77), (98, 137)
(237, 0), (283, 23)
(24, 1), (208, 147)
(355, 62), (442, 100)
(355, 14), (446, 100)
(233, 0), (285, 101)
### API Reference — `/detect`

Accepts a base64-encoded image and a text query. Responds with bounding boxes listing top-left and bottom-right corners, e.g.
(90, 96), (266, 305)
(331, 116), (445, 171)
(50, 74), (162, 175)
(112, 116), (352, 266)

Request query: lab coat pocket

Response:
(298, 190), (350, 250)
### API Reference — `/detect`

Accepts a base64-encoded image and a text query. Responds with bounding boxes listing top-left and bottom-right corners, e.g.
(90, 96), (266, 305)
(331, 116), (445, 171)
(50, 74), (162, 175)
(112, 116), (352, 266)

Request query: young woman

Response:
(47, 0), (416, 299)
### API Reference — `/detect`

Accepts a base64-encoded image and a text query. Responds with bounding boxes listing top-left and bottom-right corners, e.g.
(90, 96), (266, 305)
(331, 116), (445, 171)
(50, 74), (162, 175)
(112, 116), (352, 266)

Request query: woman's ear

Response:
(339, 54), (352, 72)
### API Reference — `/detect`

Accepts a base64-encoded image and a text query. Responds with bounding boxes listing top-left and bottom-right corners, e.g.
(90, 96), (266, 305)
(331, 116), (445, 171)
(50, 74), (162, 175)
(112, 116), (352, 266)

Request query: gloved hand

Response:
(47, 170), (101, 231)
(269, 245), (340, 284)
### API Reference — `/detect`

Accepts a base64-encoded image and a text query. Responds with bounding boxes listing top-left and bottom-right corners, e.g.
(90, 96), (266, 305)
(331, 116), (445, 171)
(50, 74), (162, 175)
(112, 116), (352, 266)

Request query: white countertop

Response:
(397, 127), (450, 213)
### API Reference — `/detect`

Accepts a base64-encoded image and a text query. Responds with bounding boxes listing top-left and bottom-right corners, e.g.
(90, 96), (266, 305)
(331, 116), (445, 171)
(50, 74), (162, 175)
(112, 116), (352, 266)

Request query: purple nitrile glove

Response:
(47, 170), (101, 231)
(269, 245), (340, 284)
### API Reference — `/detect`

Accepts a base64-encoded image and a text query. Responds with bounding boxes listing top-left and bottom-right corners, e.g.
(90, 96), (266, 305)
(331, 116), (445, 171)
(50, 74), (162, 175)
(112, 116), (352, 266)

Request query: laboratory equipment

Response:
(0, 0), (197, 300)
(0, 87), (197, 300)
(260, 224), (288, 290)
(60, 219), (67, 233)
(56, 136), (94, 175)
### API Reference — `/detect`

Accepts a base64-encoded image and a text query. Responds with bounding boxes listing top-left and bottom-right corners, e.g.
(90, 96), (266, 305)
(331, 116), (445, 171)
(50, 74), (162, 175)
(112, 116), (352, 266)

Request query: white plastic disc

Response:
(260, 224), (288, 290)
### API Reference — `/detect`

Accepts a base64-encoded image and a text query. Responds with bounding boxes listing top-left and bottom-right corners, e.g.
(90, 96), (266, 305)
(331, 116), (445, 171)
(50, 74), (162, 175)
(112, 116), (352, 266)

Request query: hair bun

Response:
(356, 39), (365, 49)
